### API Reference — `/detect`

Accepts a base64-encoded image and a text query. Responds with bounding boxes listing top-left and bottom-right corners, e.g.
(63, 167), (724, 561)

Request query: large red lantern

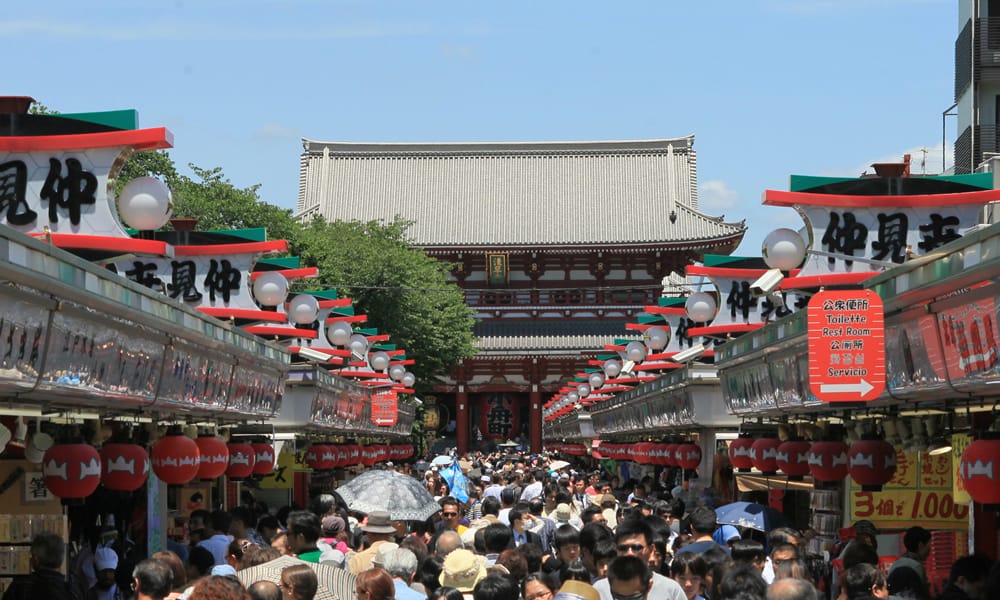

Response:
(676, 443), (702, 470)
(750, 438), (782, 474)
(663, 444), (680, 467)
(336, 446), (350, 468)
(251, 443), (275, 475)
(848, 440), (897, 491)
(960, 439), (1000, 505)
(44, 443), (101, 499)
(226, 443), (256, 480)
(776, 441), (811, 478)
(195, 436), (229, 480)
(152, 435), (200, 485)
(729, 438), (755, 472)
(808, 441), (849, 482)
(100, 443), (149, 491)
(305, 444), (336, 471)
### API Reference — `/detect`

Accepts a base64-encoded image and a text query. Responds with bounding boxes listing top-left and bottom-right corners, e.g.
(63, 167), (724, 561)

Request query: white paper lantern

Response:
(389, 364), (406, 381)
(118, 177), (173, 231)
(401, 371), (416, 388)
(645, 326), (670, 351)
(762, 228), (807, 271)
(603, 359), (622, 378)
(577, 384), (591, 397)
(625, 341), (647, 363)
(567, 392), (579, 404)
(685, 292), (717, 323)
(588, 372), (605, 389)
(326, 321), (353, 346)
(252, 272), (289, 307)
(287, 294), (320, 324)
(370, 351), (390, 371)
(348, 334), (369, 356)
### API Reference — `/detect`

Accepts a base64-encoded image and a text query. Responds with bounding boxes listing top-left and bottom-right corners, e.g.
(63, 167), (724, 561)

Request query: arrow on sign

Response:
(819, 379), (874, 397)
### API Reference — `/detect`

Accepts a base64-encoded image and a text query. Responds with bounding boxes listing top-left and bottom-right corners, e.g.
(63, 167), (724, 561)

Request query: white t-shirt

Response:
(593, 572), (686, 600)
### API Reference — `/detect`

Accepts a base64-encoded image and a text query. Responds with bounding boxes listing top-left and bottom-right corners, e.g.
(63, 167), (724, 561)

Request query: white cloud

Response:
(699, 180), (741, 212)
(252, 123), (300, 142)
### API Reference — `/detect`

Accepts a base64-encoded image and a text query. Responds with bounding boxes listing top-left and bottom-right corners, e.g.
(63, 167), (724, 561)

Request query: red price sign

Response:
(808, 289), (885, 402)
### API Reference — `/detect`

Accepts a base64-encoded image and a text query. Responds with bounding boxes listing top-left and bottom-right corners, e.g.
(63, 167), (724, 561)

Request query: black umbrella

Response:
(335, 469), (441, 521)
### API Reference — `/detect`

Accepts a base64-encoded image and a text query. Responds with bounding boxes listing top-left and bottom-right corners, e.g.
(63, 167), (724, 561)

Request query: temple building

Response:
(297, 137), (746, 453)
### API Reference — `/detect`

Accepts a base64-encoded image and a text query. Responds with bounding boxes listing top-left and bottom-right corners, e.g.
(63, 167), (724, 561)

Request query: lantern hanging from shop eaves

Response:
(750, 438), (782, 474)
(251, 443), (275, 475)
(100, 443), (149, 491)
(848, 439), (897, 491)
(152, 434), (201, 485)
(729, 437), (755, 472)
(663, 443), (679, 467)
(676, 443), (702, 470)
(44, 443), (102, 499)
(808, 441), (849, 483)
(226, 442), (256, 480)
(776, 441), (811, 478)
(305, 444), (336, 471)
(195, 436), (229, 480)
(960, 439), (1000, 505)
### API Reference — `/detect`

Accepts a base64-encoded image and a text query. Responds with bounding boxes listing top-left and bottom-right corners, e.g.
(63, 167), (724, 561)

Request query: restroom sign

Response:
(808, 289), (885, 402)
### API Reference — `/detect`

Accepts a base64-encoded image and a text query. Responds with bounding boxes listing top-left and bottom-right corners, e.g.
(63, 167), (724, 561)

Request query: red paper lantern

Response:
(848, 440), (897, 491)
(960, 439), (1000, 505)
(336, 446), (350, 468)
(729, 438), (755, 471)
(251, 443), (275, 475)
(44, 443), (101, 499)
(152, 435), (200, 485)
(100, 443), (149, 491)
(347, 444), (361, 466)
(750, 438), (782, 474)
(195, 436), (229, 480)
(676, 443), (702, 470)
(661, 443), (676, 467)
(655, 443), (667, 464)
(776, 441), (811, 478)
(808, 441), (849, 482)
(306, 444), (336, 470)
(226, 443), (256, 480)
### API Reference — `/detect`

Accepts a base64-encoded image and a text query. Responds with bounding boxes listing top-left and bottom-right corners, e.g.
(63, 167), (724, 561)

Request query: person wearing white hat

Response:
(86, 546), (124, 600)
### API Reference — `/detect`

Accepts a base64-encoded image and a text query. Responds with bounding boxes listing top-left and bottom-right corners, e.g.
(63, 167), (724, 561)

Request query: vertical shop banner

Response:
(146, 471), (166, 555)
(849, 449), (968, 530)
(951, 433), (972, 504)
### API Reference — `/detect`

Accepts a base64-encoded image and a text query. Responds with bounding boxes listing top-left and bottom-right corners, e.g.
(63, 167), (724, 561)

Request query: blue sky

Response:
(5, 0), (956, 256)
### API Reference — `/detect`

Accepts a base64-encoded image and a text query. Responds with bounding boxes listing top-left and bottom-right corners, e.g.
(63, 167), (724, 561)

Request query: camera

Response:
(750, 268), (783, 297)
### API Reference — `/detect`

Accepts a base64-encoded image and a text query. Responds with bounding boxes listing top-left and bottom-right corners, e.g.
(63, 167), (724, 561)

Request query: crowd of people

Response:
(3, 450), (1000, 600)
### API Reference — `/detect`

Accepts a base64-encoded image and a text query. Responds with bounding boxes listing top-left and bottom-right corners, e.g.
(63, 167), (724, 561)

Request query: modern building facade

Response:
(297, 137), (746, 453)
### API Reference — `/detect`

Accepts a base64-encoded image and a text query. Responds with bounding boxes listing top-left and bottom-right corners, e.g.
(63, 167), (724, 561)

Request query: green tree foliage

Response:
(116, 151), (476, 391)
(297, 217), (477, 388)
